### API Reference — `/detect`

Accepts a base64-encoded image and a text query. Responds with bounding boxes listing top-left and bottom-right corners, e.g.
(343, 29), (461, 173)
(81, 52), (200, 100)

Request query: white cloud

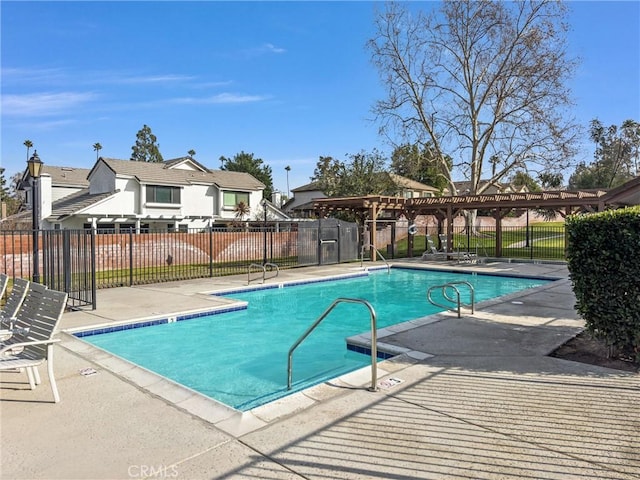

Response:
(171, 93), (269, 105)
(1, 67), (198, 88)
(263, 43), (286, 54)
(1, 67), (68, 85)
(240, 43), (287, 57)
(2, 92), (97, 116)
(11, 118), (78, 131)
(110, 74), (197, 85)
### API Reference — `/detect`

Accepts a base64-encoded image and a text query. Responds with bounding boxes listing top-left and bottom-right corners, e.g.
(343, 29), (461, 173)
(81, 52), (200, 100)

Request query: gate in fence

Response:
(297, 219), (359, 265)
(0, 229), (96, 309)
(41, 230), (96, 309)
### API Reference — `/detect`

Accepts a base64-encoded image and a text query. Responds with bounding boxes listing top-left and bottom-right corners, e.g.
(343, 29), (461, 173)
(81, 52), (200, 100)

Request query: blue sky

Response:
(1, 1), (639, 195)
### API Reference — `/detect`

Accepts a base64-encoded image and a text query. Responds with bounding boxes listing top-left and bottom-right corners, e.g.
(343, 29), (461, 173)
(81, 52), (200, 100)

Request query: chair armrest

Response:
(0, 337), (60, 355)
(0, 316), (17, 329)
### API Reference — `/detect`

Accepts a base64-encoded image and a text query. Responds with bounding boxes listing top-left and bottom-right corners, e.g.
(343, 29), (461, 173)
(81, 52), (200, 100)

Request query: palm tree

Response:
(285, 165), (291, 198)
(93, 142), (103, 160)
(234, 201), (250, 221)
(187, 149), (196, 158)
(24, 140), (33, 162)
(232, 201), (251, 231)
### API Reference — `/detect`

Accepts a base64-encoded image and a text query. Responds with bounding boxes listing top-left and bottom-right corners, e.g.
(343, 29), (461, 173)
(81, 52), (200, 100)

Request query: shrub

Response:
(566, 206), (640, 360)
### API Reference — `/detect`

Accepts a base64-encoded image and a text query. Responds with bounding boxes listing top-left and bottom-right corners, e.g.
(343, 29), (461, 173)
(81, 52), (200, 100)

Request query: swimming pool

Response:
(78, 268), (550, 410)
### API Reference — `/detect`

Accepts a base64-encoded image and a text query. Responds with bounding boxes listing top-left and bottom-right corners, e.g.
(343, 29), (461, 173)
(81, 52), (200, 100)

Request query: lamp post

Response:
(27, 150), (43, 283)
(262, 198), (268, 265)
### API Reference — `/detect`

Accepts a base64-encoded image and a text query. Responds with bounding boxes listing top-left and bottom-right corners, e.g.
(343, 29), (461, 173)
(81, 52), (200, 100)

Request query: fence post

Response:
(209, 226), (214, 277)
(129, 230), (134, 286)
(270, 228), (273, 263)
(529, 223), (534, 260)
(317, 217), (323, 265)
(90, 229), (97, 309)
(63, 230), (71, 294)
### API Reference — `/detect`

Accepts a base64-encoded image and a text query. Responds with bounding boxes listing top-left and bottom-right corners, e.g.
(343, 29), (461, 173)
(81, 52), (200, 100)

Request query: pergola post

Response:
(370, 203), (378, 261)
(446, 206), (453, 253)
(495, 208), (503, 258)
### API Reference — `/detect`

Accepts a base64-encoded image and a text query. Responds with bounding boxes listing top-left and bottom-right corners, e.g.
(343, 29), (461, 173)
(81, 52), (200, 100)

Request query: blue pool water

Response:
(80, 268), (549, 410)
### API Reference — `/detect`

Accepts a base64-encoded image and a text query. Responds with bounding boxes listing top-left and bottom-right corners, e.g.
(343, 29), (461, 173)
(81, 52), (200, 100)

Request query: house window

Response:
(146, 185), (181, 204)
(223, 191), (250, 209)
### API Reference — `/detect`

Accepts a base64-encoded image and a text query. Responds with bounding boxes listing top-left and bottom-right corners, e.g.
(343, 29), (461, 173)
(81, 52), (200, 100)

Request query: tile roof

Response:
(162, 156), (209, 172)
(42, 166), (91, 187)
(48, 188), (117, 220)
(98, 158), (265, 190)
(291, 181), (322, 192)
(389, 173), (439, 192)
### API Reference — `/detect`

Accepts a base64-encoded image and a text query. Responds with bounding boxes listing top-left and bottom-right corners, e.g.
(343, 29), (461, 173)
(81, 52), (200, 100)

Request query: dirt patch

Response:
(550, 331), (639, 373)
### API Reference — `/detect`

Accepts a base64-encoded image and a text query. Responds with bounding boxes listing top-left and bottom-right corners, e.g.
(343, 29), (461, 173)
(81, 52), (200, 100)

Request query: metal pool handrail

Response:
(360, 243), (390, 274)
(287, 298), (378, 392)
(427, 281), (475, 318)
(247, 262), (279, 285)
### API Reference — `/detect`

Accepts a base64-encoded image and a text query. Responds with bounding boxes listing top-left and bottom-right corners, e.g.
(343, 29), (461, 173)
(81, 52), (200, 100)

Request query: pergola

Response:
(312, 176), (640, 258)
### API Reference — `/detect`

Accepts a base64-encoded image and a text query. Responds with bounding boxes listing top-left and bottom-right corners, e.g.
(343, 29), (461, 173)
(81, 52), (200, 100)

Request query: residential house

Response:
(15, 156), (267, 231)
(281, 181), (326, 217)
(388, 173), (439, 198)
(451, 179), (529, 196)
(283, 175), (439, 217)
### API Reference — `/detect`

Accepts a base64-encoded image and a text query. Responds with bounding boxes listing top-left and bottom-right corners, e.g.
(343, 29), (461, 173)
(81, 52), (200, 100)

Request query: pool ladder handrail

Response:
(427, 281), (475, 318)
(287, 298), (378, 392)
(247, 262), (279, 285)
(360, 243), (390, 274)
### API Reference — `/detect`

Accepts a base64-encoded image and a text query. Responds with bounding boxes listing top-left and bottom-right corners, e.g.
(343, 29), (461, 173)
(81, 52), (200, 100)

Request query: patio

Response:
(1, 260), (638, 479)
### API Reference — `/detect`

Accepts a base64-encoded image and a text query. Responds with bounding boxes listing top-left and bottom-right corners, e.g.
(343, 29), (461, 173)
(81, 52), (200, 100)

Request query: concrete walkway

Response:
(1, 260), (638, 479)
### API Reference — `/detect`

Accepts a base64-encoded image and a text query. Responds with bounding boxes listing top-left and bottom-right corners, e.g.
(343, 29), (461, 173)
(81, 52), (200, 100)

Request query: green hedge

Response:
(566, 206), (640, 359)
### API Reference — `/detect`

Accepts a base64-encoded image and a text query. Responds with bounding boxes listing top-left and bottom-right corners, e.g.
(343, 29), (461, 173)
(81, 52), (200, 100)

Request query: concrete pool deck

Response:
(1, 260), (639, 479)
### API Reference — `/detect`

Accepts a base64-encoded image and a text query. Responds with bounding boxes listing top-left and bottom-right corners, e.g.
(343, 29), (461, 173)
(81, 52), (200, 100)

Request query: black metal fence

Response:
(383, 224), (567, 261)
(0, 220), (360, 307)
(1, 220), (566, 309)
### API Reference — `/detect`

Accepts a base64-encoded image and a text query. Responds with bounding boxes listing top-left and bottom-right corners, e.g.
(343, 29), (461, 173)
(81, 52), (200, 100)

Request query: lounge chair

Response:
(439, 234), (478, 263)
(1, 281), (46, 344)
(0, 277), (30, 334)
(421, 235), (448, 261)
(0, 287), (68, 402)
(0, 273), (8, 299)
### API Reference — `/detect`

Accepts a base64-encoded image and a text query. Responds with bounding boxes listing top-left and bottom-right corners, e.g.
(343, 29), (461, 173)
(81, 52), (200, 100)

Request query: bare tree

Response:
(368, 0), (580, 198)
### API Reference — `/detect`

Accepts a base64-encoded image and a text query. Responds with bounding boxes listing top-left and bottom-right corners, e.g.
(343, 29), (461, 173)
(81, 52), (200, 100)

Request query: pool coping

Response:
(60, 263), (565, 437)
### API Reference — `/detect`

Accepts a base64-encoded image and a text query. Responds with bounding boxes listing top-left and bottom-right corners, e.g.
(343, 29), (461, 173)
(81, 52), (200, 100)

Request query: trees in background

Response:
(131, 125), (164, 162)
(219, 151), (274, 200)
(312, 150), (398, 198)
(511, 171), (542, 193)
(569, 119), (640, 189)
(390, 144), (451, 193)
(0, 168), (23, 217)
(23, 140), (33, 162)
(368, 0), (579, 197)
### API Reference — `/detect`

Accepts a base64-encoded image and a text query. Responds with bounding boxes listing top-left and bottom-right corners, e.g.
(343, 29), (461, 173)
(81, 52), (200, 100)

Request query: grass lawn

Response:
(392, 223), (566, 260)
